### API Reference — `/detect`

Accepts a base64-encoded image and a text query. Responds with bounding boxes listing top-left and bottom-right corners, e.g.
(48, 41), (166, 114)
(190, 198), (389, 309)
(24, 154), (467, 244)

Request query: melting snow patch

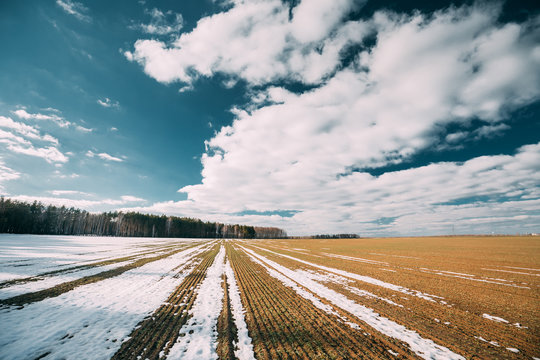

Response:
(388, 349), (399, 356)
(0, 243), (209, 360)
(167, 246), (226, 360)
(224, 260), (256, 360)
(251, 245), (444, 303)
(243, 246), (465, 360)
(506, 348), (519, 353)
(482, 313), (509, 324)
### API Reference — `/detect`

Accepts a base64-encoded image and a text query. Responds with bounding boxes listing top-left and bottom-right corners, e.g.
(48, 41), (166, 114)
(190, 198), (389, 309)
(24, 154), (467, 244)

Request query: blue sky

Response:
(0, 0), (539, 236)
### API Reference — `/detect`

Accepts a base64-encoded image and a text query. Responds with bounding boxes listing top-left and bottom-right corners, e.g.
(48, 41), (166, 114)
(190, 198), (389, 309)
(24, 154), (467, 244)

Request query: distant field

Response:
(0, 235), (538, 359)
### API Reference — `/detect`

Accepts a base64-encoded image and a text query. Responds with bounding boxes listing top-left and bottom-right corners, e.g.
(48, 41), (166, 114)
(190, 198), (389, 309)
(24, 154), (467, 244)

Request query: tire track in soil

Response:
(110, 244), (219, 360)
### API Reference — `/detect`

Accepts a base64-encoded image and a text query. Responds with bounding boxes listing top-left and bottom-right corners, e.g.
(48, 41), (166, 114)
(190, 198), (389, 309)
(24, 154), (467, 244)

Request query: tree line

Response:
(0, 197), (287, 239)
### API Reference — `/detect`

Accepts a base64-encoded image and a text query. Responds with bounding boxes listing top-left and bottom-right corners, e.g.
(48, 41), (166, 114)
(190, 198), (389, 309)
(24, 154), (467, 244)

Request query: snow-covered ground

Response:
(224, 260), (256, 360)
(0, 234), (202, 281)
(167, 245), (226, 360)
(0, 242), (210, 360)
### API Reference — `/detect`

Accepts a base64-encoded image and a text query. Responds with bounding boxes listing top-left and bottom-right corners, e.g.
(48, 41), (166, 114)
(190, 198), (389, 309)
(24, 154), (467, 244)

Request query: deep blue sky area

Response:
(0, 0), (539, 235)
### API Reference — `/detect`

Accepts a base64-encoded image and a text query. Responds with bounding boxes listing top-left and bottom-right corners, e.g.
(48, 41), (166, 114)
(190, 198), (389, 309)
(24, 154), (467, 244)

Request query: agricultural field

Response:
(0, 235), (538, 359)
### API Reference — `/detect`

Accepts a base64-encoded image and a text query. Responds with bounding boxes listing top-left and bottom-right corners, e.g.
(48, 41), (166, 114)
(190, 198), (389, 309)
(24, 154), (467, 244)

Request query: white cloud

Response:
(86, 150), (124, 162)
(0, 160), (20, 192)
(54, 171), (80, 179)
(0, 119), (68, 164)
(49, 190), (92, 197)
(13, 109), (71, 128)
(132, 8), (183, 35)
(56, 0), (91, 22)
(126, 0), (369, 85)
(75, 125), (93, 133)
(9, 195), (144, 211)
(97, 97), (120, 108)
(121, 195), (146, 202)
(126, 2), (540, 235)
(0, 116), (59, 144)
(129, 142), (540, 235)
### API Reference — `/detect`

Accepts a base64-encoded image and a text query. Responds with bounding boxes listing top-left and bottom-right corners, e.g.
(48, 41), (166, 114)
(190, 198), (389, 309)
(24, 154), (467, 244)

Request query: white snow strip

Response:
(167, 245), (226, 360)
(224, 260), (256, 360)
(388, 349), (399, 356)
(380, 268), (397, 272)
(251, 245), (443, 303)
(242, 246), (465, 360)
(506, 348), (519, 353)
(482, 268), (540, 277)
(370, 253), (420, 259)
(322, 252), (389, 265)
(0, 242), (210, 360)
(246, 251), (344, 319)
(482, 313), (509, 324)
(502, 266), (540, 272)
(302, 270), (403, 307)
(0, 260), (134, 300)
(419, 268), (530, 289)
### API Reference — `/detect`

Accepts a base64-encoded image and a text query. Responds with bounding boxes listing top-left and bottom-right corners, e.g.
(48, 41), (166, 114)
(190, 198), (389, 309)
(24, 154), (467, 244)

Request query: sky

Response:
(0, 0), (539, 236)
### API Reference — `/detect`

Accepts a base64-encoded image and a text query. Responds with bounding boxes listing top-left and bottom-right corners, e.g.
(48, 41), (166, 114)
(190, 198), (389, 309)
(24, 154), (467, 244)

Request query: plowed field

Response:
(0, 235), (538, 359)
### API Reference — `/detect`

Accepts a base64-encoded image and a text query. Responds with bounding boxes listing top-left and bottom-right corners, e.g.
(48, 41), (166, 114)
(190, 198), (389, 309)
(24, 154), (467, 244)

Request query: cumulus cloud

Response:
(126, 1), (540, 235)
(56, 0), (91, 22)
(132, 8), (183, 35)
(130, 142), (540, 235)
(86, 150), (124, 162)
(126, 0), (368, 85)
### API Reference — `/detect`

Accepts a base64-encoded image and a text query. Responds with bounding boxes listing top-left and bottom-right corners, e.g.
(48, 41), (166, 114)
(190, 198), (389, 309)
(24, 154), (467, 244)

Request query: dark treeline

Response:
(0, 197), (287, 239)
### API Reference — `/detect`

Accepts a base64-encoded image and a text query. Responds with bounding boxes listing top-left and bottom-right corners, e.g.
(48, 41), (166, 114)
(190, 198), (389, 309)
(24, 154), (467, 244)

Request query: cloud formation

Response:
(131, 8), (184, 35)
(127, 1), (540, 235)
(13, 109), (71, 128)
(97, 97), (120, 109)
(0, 160), (20, 192)
(10, 194), (146, 212)
(0, 116), (67, 164)
(56, 0), (91, 22)
(86, 150), (124, 162)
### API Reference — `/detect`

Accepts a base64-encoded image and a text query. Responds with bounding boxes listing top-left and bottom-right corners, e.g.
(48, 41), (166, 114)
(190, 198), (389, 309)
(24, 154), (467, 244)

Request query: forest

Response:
(0, 197), (286, 239)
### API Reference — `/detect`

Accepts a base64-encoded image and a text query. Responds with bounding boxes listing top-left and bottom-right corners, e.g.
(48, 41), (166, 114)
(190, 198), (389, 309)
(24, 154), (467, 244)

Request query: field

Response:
(0, 235), (538, 359)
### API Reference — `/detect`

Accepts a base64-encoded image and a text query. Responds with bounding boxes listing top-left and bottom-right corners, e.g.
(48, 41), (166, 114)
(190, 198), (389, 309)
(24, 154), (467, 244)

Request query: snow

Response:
(302, 269), (403, 307)
(482, 313), (509, 324)
(242, 246), (465, 360)
(0, 234), (203, 281)
(224, 260), (256, 360)
(0, 242), (210, 360)
(419, 267), (530, 289)
(322, 252), (388, 265)
(251, 245), (444, 303)
(167, 245), (226, 360)
(388, 349), (399, 356)
(502, 266), (540, 272)
(245, 250), (344, 319)
(506, 347), (520, 353)
(482, 268), (540, 276)
(0, 260), (133, 300)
